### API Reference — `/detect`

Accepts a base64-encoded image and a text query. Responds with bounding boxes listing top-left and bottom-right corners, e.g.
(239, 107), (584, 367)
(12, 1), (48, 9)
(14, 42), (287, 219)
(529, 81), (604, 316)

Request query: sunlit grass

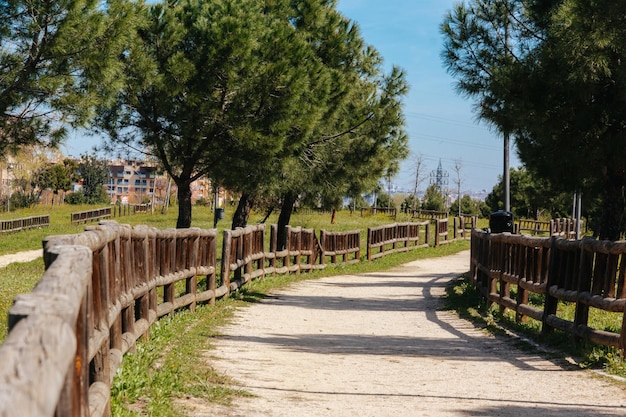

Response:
(444, 275), (626, 379)
(0, 260), (45, 341)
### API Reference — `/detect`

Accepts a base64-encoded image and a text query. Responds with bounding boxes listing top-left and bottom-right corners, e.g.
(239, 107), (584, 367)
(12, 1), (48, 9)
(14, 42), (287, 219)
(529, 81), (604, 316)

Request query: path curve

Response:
(0, 249), (42, 268)
(187, 251), (626, 416)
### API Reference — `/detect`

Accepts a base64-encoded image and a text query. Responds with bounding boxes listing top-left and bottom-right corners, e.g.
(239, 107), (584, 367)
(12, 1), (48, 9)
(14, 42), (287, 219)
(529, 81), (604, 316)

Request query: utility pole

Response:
(453, 159), (463, 217)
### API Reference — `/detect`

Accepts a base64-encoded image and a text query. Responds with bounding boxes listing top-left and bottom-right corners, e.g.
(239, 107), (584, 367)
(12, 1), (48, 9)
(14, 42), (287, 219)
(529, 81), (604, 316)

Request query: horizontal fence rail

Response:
(454, 215), (477, 240)
(410, 209), (449, 220)
(0, 215), (50, 233)
(514, 218), (582, 238)
(319, 229), (360, 266)
(360, 207), (397, 219)
(112, 203), (151, 217)
(70, 208), (112, 224)
(367, 221), (430, 261)
(2, 221), (218, 417)
(0, 217), (472, 416)
(470, 230), (626, 352)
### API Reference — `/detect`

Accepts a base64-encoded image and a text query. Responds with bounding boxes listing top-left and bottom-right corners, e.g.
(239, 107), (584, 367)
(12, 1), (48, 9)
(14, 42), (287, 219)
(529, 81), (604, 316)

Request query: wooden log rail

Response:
(470, 229), (626, 352)
(1, 221), (217, 417)
(221, 225), (268, 293)
(410, 209), (448, 221)
(470, 231), (551, 323)
(434, 218), (450, 247)
(453, 215), (476, 240)
(319, 229), (361, 266)
(544, 237), (626, 349)
(0, 214), (50, 233)
(550, 218), (582, 239)
(112, 203), (151, 217)
(515, 219), (551, 235)
(366, 221), (430, 261)
(271, 225), (322, 275)
(71, 207), (112, 224)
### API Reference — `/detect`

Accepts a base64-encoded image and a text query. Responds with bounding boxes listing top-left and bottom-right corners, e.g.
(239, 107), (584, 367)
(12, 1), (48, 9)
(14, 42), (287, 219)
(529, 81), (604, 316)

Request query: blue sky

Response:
(63, 0), (520, 195)
(336, 0), (521, 194)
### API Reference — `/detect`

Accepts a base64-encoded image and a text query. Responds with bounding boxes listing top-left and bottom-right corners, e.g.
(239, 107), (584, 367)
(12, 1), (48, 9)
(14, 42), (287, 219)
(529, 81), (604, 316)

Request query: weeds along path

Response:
(187, 250), (626, 417)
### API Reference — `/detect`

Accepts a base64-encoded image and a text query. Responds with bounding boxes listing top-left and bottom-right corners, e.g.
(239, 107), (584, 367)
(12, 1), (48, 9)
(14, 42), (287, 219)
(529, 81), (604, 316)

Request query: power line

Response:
(406, 111), (492, 130)
(411, 132), (502, 151)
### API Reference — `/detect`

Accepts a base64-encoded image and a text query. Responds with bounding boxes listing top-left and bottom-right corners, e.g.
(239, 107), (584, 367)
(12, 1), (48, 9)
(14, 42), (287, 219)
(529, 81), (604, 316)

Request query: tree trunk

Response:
(176, 180), (192, 229)
(232, 193), (255, 229)
(599, 166), (625, 241)
(277, 192), (297, 250)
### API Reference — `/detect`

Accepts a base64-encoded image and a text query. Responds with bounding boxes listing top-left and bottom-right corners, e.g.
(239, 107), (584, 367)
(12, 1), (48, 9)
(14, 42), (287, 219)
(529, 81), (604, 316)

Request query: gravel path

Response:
(0, 249), (42, 268)
(188, 250), (626, 417)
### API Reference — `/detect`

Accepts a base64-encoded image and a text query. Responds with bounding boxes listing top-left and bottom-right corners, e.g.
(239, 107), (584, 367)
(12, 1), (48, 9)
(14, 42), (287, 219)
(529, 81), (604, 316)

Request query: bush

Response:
(65, 191), (86, 205)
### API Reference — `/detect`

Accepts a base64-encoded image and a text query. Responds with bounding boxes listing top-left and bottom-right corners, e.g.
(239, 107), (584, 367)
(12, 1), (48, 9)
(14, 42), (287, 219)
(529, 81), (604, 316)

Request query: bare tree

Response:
(411, 153), (428, 211)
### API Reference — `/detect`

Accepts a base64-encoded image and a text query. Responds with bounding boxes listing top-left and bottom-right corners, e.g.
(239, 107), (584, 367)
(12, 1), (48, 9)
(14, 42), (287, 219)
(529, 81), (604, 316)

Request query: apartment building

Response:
(107, 160), (212, 205)
(107, 160), (158, 205)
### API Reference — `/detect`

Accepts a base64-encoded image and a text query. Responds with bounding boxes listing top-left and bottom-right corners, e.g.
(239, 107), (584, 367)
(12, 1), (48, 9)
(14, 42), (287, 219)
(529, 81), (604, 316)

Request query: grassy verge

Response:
(0, 260), (45, 341)
(444, 274), (626, 379)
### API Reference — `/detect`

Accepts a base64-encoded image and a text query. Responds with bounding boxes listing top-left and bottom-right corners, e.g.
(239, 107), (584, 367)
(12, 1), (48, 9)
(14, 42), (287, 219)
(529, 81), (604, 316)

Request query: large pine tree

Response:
(97, 0), (314, 228)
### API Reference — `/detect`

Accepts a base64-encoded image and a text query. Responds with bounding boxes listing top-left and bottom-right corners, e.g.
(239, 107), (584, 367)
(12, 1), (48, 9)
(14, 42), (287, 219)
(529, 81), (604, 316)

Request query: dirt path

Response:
(188, 250), (626, 417)
(0, 249), (42, 268)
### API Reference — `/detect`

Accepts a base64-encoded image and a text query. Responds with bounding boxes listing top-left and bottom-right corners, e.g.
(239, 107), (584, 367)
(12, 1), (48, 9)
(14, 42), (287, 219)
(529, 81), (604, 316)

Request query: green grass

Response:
(0, 260), (45, 341)
(444, 274), (626, 379)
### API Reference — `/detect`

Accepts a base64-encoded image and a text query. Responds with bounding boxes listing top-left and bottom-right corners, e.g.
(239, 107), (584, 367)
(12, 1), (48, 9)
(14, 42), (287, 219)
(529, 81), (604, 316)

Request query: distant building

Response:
(107, 160), (158, 205)
(106, 159), (212, 205)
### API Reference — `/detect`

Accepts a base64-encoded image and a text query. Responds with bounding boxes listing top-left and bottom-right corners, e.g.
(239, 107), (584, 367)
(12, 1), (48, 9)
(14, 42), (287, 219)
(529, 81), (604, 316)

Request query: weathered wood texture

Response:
(319, 229), (360, 266)
(367, 222), (430, 261)
(515, 218), (582, 238)
(0, 215), (50, 233)
(434, 218), (450, 247)
(70, 208), (112, 224)
(470, 230), (626, 351)
(453, 215), (477, 240)
(410, 209), (449, 221)
(111, 203), (151, 218)
(550, 218), (583, 239)
(1, 221), (217, 417)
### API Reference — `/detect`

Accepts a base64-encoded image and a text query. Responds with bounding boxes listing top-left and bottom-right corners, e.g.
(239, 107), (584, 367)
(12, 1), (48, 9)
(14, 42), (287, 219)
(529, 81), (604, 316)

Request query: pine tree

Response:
(0, 0), (139, 156)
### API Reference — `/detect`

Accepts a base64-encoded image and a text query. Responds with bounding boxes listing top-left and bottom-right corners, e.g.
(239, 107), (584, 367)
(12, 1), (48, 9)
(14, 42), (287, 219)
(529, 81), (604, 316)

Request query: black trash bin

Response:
(215, 207), (224, 220)
(489, 210), (514, 233)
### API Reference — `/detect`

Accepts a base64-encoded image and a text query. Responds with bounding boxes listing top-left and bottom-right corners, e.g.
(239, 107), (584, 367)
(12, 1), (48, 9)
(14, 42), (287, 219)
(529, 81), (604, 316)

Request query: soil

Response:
(186, 250), (626, 417)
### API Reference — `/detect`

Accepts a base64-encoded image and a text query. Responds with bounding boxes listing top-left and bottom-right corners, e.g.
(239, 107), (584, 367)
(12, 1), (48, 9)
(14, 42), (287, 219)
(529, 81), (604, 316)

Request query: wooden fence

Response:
(470, 229), (626, 351)
(0, 215), (50, 233)
(367, 221), (430, 261)
(1, 221), (218, 417)
(0, 217), (469, 416)
(319, 229), (361, 265)
(434, 218), (450, 247)
(454, 215), (477, 240)
(112, 203), (151, 217)
(70, 208), (112, 224)
(515, 218), (582, 238)
(360, 207), (397, 219)
(410, 209), (448, 220)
